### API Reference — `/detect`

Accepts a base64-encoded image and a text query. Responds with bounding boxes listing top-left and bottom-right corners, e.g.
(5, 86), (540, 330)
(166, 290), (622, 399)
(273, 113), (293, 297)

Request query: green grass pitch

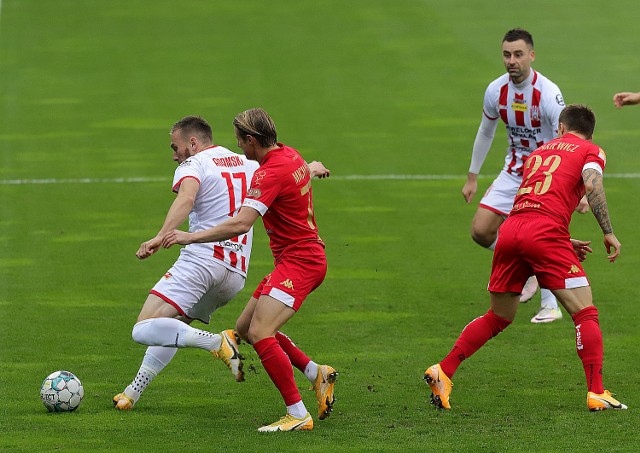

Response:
(1, 0), (640, 451)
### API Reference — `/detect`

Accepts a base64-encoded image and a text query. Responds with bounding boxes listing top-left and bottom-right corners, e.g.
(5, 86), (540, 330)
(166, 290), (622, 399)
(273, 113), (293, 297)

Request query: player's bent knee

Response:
(471, 230), (496, 249)
(246, 325), (272, 345)
(131, 319), (153, 344)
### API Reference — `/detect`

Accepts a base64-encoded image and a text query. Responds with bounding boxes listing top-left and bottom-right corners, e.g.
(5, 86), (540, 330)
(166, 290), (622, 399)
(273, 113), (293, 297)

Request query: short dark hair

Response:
(233, 108), (278, 147)
(503, 28), (534, 48)
(558, 104), (596, 138)
(171, 116), (213, 144)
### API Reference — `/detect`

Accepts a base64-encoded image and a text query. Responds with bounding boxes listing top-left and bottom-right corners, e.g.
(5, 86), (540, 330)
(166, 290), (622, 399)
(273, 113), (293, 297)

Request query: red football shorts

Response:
(489, 213), (589, 293)
(252, 242), (327, 311)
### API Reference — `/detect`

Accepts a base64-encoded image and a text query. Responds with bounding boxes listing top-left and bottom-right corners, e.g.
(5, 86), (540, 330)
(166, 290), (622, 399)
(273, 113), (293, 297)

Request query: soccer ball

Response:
(40, 370), (84, 412)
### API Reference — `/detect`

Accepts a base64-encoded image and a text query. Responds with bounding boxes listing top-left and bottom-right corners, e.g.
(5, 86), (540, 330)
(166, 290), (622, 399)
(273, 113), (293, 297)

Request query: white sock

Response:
(304, 361), (318, 383)
(124, 347), (177, 403)
(287, 400), (308, 419)
(540, 288), (558, 309)
(132, 318), (221, 351)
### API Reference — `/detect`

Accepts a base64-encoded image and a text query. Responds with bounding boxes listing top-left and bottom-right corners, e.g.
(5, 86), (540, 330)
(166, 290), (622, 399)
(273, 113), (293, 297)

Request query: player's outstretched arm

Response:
(136, 179), (199, 260)
(308, 161), (330, 179)
(162, 206), (260, 248)
(583, 168), (620, 262)
(613, 92), (640, 108)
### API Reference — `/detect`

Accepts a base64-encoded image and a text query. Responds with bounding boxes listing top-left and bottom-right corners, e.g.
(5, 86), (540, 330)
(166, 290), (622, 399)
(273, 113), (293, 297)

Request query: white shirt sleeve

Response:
(583, 162), (603, 175)
(543, 83), (565, 136)
(469, 113), (499, 174)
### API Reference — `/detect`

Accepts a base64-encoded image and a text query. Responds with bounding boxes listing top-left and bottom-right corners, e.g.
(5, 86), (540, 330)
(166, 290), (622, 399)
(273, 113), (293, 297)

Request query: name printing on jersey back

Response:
(212, 155), (244, 167)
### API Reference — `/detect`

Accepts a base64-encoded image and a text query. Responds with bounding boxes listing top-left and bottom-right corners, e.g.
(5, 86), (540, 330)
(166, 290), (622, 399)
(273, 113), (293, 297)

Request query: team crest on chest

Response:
(530, 105), (540, 122)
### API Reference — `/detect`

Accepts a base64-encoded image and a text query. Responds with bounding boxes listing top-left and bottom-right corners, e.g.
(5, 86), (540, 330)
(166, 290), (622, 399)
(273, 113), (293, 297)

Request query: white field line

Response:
(1, 174), (640, 185)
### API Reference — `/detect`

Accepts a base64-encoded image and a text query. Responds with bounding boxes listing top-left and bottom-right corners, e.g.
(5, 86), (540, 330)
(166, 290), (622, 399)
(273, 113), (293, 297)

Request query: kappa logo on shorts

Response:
(280, 279), (294, 290)
(164, 272), (172, 279)
(568, 265), (580, 274)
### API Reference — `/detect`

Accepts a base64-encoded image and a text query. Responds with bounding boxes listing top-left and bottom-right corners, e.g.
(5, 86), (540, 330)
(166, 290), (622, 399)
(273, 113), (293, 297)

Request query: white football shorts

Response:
(478, 169), (522, 217)
(150, 249), (245, 324)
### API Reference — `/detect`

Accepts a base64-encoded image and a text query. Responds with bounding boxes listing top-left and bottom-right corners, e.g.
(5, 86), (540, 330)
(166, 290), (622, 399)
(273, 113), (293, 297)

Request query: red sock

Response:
(276, 331), (311, 372)
(439, 310), (511, 378)
(571, 306), (604, 393)
(253, 337), (301, 406)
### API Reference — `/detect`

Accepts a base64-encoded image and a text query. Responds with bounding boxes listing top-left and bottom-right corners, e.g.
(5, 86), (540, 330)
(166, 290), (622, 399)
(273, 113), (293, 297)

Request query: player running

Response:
(426, 104), (627, 412)
(163, 108), (337, 432)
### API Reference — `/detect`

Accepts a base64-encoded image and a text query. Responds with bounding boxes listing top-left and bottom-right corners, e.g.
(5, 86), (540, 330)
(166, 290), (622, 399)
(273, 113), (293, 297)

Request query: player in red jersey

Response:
(163, 108), (336, 432)
(426, 104), (627, 412)
(463, 28), (586, 323)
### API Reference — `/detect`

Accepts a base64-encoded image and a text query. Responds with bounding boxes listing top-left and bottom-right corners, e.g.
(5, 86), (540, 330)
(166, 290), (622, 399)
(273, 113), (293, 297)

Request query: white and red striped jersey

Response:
(483, 70), (565, 177)
(172, 146), (259, 277)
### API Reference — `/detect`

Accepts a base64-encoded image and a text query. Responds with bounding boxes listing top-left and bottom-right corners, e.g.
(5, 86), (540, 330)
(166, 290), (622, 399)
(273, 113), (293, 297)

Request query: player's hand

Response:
(613, 92), (640, 108)
(574, 196), (589, 214)
(603, 233), (621, 262)
(570, 238), (592, 262)
(162, 229), (193, 248)
(136, 236), (162, 260)
(308, 161), (330, 179)
(462, 174), (478, 203)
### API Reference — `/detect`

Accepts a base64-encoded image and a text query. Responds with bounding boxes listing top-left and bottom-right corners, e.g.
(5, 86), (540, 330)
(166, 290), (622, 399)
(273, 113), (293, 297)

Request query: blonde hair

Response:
(233, 108), (277, 147)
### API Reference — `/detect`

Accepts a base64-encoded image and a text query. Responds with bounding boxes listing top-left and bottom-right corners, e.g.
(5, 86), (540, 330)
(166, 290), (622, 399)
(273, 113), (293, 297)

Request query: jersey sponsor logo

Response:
(218, 240), (244, 252)
(164, 272), (172, 279)
(280, 279), (294, 290)
(247, 188), (262, 198)
(556, 94), (565, 106)
(512, 200), (541, 211)
(511, 101), (528, 112)
(506, 125), (541, 139)
(568, 265), (581, 274)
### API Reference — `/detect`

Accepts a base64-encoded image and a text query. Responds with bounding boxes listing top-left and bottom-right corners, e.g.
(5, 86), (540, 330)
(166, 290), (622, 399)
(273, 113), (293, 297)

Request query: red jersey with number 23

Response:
(511, 133), (606, 228)
(241, 144), (324, 260)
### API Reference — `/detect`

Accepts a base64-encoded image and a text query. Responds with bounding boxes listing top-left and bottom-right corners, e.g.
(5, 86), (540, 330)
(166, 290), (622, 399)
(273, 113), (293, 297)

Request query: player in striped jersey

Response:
(113, 116), (259, 410)
(462, 28), (573, 323)
(162, 108), (335, 432)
